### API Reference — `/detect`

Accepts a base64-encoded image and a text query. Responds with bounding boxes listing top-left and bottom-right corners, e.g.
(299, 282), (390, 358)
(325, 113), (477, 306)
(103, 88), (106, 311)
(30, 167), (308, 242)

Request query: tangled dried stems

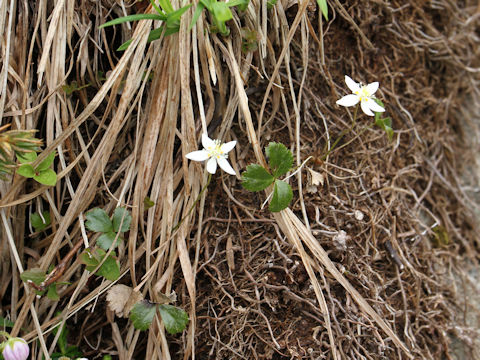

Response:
(0, 0), (479, 359)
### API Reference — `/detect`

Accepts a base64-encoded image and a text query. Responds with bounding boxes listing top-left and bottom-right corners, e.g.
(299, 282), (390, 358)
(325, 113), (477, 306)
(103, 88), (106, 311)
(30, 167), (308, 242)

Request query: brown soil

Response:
(1, 1), (479, 359)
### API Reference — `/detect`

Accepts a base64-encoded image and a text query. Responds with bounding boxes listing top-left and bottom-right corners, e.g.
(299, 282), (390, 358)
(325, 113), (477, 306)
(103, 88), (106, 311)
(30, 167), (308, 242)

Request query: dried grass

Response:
(1, 0), (479, 359)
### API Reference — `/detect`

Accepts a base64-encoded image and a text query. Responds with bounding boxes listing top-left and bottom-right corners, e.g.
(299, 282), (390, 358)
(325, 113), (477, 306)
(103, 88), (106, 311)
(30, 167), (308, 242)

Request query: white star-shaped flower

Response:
(186, 133), (237, 175)
(336, 75), (385, 116)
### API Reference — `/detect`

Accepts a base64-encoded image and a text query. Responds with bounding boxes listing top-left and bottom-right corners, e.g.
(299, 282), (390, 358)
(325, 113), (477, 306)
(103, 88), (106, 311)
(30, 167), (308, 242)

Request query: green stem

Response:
(321, 105), (359, 161)
(0, 331), (11, 339)
(172, 173), (212, 233)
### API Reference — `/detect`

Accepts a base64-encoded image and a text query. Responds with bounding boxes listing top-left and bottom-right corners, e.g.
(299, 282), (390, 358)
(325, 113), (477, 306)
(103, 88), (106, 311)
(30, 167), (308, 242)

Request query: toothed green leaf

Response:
(265, 142), (293, 178)
(241, 164), (274, 191)
(269, 179), (293, 212)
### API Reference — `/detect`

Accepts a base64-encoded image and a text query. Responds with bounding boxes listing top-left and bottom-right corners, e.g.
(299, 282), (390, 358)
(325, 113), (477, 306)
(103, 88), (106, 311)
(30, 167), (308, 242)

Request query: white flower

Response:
(336, 75), (385, 116)
(186, 133), (237, 175)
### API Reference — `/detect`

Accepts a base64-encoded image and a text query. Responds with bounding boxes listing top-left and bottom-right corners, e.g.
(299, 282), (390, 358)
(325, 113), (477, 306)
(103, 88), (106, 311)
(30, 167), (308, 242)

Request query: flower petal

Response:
(220, 140), (236, 154)
(360, 99), (374, 116)
(217, 157), (236, 175)
(366, 81), (379, 95)
(186, 150), (210, 161)
(345, 75), (360, 93)
(366, 98), (385, 113)
(206, 157), (217, 174)
(336, 94), (359, 107)
(201, 133), (215, 150)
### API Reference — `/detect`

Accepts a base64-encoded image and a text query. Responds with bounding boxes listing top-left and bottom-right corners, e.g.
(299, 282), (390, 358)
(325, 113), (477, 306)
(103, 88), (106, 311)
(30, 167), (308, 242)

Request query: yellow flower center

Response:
(355, 86), (371, 102)
(206, 140), (225, 159)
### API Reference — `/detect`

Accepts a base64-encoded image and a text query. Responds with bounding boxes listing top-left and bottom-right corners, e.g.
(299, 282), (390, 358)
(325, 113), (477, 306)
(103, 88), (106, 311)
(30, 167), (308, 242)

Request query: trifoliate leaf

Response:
(17, 164), (35, 178)
(130, 300), (157, 331)
(112, 207), (132, 233)
(265, 142), (293, 178)
(97, 231), (121, 250)
(85, 208), (113, 233)
(31, 211), (51, 231)
(242, 164), (274, 191)
(34, 168), (57, 186)
(20, 268), (46, 286)
(158, 304), (189, 334)
(269, 179), (293, 212)
(37, 151), (55, 171)
(97, 253), (120, 281)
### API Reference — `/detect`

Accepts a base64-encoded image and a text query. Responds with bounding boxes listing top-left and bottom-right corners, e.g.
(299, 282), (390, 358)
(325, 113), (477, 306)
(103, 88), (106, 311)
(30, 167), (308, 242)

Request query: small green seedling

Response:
(31, 211), (51, 232)
(100, 0), (193, 51)
(242, 142), (294, 212)
(130, 300), (189, 334)
(190, 0), (250, 36)
(79, 207), (132, 282)
(374, 99), (393, 141)
(16, 151), (57, 186)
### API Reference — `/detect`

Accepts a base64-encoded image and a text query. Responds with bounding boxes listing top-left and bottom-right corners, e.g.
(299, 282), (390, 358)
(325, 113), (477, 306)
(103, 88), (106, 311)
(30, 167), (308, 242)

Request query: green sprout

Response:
(242, 142), (294, 212)
(100, 0), (193, 51)
(16, 151), (57, 186)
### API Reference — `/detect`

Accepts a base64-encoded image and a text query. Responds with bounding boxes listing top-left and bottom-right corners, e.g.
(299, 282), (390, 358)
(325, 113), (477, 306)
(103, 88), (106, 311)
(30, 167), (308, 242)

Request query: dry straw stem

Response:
(1, 0), (479, 359)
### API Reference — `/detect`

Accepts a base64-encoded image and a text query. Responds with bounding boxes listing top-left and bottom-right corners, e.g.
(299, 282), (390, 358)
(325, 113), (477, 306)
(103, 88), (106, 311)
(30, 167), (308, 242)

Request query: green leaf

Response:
(211, 2), (233, 22)
(241, 164), (274, 191)
(158, 304), (189, 334)
(113, 207), (132, 233)
(269, 179), (293, 212)
(31, 211), (51, 232)
(97, 254), (120, 281)
(157, 0), (174, 14)
(17, 164), (35, 178)
(227, 0), (250, 11)
(151, 0), (166, 15)
(130, 300), (157, 331)
(17, 151), (37, 163)
(34, 168), (57, 186)
(47, 284), (60, 301)
(20, 268), (46, 286)
(37, 151), (55, 171)
(85, 208), (113, 233)
(80, 249), (100, 269)
(316, 0), (328, 20)
(267, 0), (278, 9)
(189, 3), (205, 30)
(166, 4), (192, 26)
(374, 100), (393, 141)
(97, 231), (121, 250)
(100, 13), (167, 29)
(0, 317), (15, 328)
(83, 248), (120, 281)
(144, 196), (155, 210)
(117, 39), (132, 51)
(265, 142), (293, 177)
